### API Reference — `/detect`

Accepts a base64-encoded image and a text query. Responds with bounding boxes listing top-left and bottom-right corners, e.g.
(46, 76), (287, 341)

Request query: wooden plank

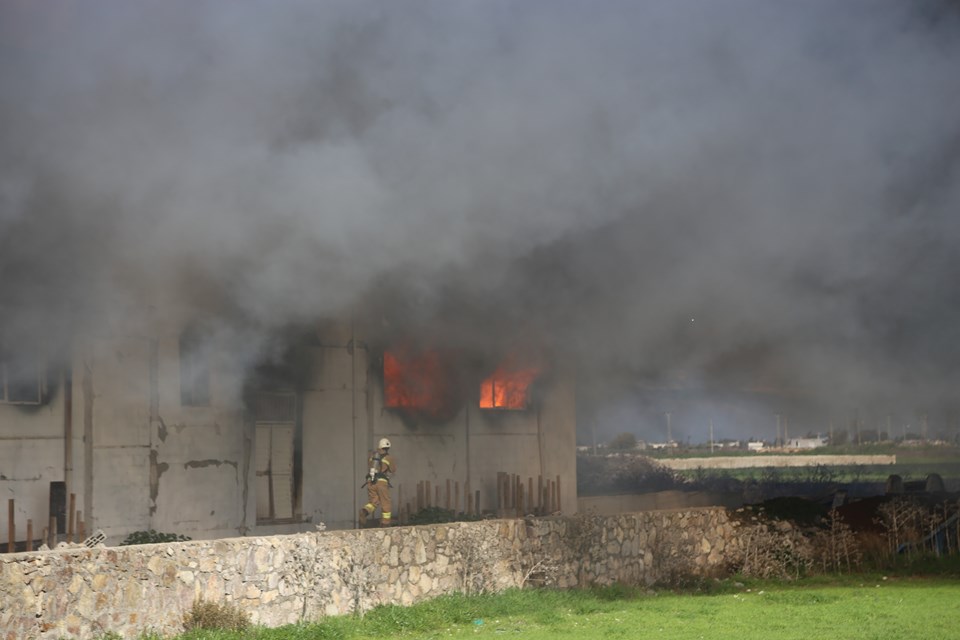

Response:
(556, 475), (562, 514)
(7, 499), (14, 552)
(68, 493), (76, 543)
(255, 476), (271, 520)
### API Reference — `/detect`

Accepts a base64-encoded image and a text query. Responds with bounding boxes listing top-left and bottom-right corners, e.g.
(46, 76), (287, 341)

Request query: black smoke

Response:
(2, 1), (959, 440)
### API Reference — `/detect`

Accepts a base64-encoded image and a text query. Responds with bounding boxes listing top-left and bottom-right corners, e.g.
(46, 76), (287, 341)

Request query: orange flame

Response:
(383, 347), (460, 421)
(479, 357), (542, 409)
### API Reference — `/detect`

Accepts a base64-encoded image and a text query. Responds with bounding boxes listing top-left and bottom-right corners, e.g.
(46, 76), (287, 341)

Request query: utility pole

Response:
(709, 419), (715, 453)
(775, 413), (781, 448)
(665, 412), (672, 445)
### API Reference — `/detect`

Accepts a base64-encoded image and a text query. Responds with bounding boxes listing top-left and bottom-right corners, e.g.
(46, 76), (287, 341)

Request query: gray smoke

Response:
(2, 1), (959, 440)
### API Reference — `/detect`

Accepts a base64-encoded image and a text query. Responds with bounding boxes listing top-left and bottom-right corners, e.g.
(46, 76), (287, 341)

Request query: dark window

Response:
(0, 337), (43, 404)
(179, 325), (210, 407)
(479, 357), (542, 410)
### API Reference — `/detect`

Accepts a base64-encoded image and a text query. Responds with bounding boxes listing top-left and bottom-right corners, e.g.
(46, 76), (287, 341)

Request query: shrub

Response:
(183, 599), (250, 632)
(120, 529), (191, 546)
(408, 506), (484, 525)
(810, 509), (862, 574)
(607, 432), (638, 451)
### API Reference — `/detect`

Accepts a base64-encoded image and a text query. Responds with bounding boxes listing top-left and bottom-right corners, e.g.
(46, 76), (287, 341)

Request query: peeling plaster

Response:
(183, 459), (238, 471)
(184, 459), (240, 488)
(157, 416), (168, 442)
(149, 449), (169, 516)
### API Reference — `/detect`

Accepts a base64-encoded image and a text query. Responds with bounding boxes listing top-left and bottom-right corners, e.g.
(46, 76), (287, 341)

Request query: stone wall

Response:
(1, 508), (742, 640)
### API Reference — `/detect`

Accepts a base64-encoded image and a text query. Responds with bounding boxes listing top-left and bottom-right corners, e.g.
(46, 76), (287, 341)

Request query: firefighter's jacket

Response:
(369, 450), (396, 484)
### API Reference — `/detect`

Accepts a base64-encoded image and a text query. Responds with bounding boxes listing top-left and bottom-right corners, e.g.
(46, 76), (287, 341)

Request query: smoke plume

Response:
(2, 1), (960, 440)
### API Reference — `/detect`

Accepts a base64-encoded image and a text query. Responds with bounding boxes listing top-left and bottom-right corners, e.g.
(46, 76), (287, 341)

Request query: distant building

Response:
(649, 441), (678, 450)
(747, 441), (765, 452)
(786, 436), (827, 450)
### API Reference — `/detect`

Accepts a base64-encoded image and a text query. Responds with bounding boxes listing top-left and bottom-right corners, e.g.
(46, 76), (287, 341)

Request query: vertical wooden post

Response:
(503, 474), (509, 511)
(26, 519), (33, 552)
(467, 491), (474, 516)
(77, 515), (85, 542)
(416, 482), (424, 513)
(68, 493), (76, 543)
(475, 489), (480, 515)
(496, 472), (503, 514)
(550, 480), (556, 513)
(517, 484), (524, 517)
(537, 476), (543, 514)
(455, 481), (460, 513)
(8, 499), (15, 552)
(445, 479), (451, 511)
(49, 516), (57, 548)
(425, 481), (431, 508)
(465, 481), (471, 515)
(435, 485), (440, 508)
(528, 477), (534, 513)
(556, 475), (562, 514)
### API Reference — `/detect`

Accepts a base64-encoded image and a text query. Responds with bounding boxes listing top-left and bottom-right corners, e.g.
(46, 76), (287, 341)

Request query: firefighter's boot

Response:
(359, 508), (368, 527)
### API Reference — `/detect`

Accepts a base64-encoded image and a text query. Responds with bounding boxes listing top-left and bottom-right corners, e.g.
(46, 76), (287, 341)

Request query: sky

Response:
(2, 1), (960, 443)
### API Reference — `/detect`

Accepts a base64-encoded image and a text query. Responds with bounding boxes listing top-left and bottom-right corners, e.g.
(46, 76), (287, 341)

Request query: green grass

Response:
(675, 461), (960, 485)
(633, 443), (960, 485)
(146, 575), (960, 640)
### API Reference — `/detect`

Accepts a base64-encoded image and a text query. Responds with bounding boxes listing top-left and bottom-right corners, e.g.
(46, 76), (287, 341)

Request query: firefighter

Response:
(360, 438), (397, 527)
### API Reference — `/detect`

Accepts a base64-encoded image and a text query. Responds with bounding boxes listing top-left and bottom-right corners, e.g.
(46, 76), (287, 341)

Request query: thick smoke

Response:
(2, 1), (959, 440)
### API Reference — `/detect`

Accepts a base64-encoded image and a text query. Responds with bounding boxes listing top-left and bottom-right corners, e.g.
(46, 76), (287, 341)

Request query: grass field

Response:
(653, 444), (960, 486)
(145, 569), (960, 640)
(577, 444), (960, 496)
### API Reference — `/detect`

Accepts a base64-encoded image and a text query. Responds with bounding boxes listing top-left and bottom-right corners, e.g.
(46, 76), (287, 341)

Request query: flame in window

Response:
(383, 347), (461, 421)
(479, 357), (542, 410)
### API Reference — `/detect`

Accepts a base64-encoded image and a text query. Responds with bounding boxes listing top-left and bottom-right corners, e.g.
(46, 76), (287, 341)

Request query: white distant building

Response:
(747, 441), (765, 452)
(649, 441), (678, 450)
(787, 436), (827, 450)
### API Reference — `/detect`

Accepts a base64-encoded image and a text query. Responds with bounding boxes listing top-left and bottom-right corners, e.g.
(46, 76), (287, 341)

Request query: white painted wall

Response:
(0, 375), (67, 547)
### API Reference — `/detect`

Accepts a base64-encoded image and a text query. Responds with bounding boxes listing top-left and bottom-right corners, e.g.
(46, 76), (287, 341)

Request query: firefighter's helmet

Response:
(378, 438), (391, 449)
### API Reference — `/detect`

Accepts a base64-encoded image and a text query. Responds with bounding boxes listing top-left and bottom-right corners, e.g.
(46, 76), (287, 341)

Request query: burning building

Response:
(0, 318), (575, 545)
(3, 1), (960, 549)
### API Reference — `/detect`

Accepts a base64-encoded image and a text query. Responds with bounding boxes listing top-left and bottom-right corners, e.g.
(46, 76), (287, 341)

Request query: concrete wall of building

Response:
(2, 322), (578, 547)
(0, 373), (68, 547)
(365, 359), (577, 521)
